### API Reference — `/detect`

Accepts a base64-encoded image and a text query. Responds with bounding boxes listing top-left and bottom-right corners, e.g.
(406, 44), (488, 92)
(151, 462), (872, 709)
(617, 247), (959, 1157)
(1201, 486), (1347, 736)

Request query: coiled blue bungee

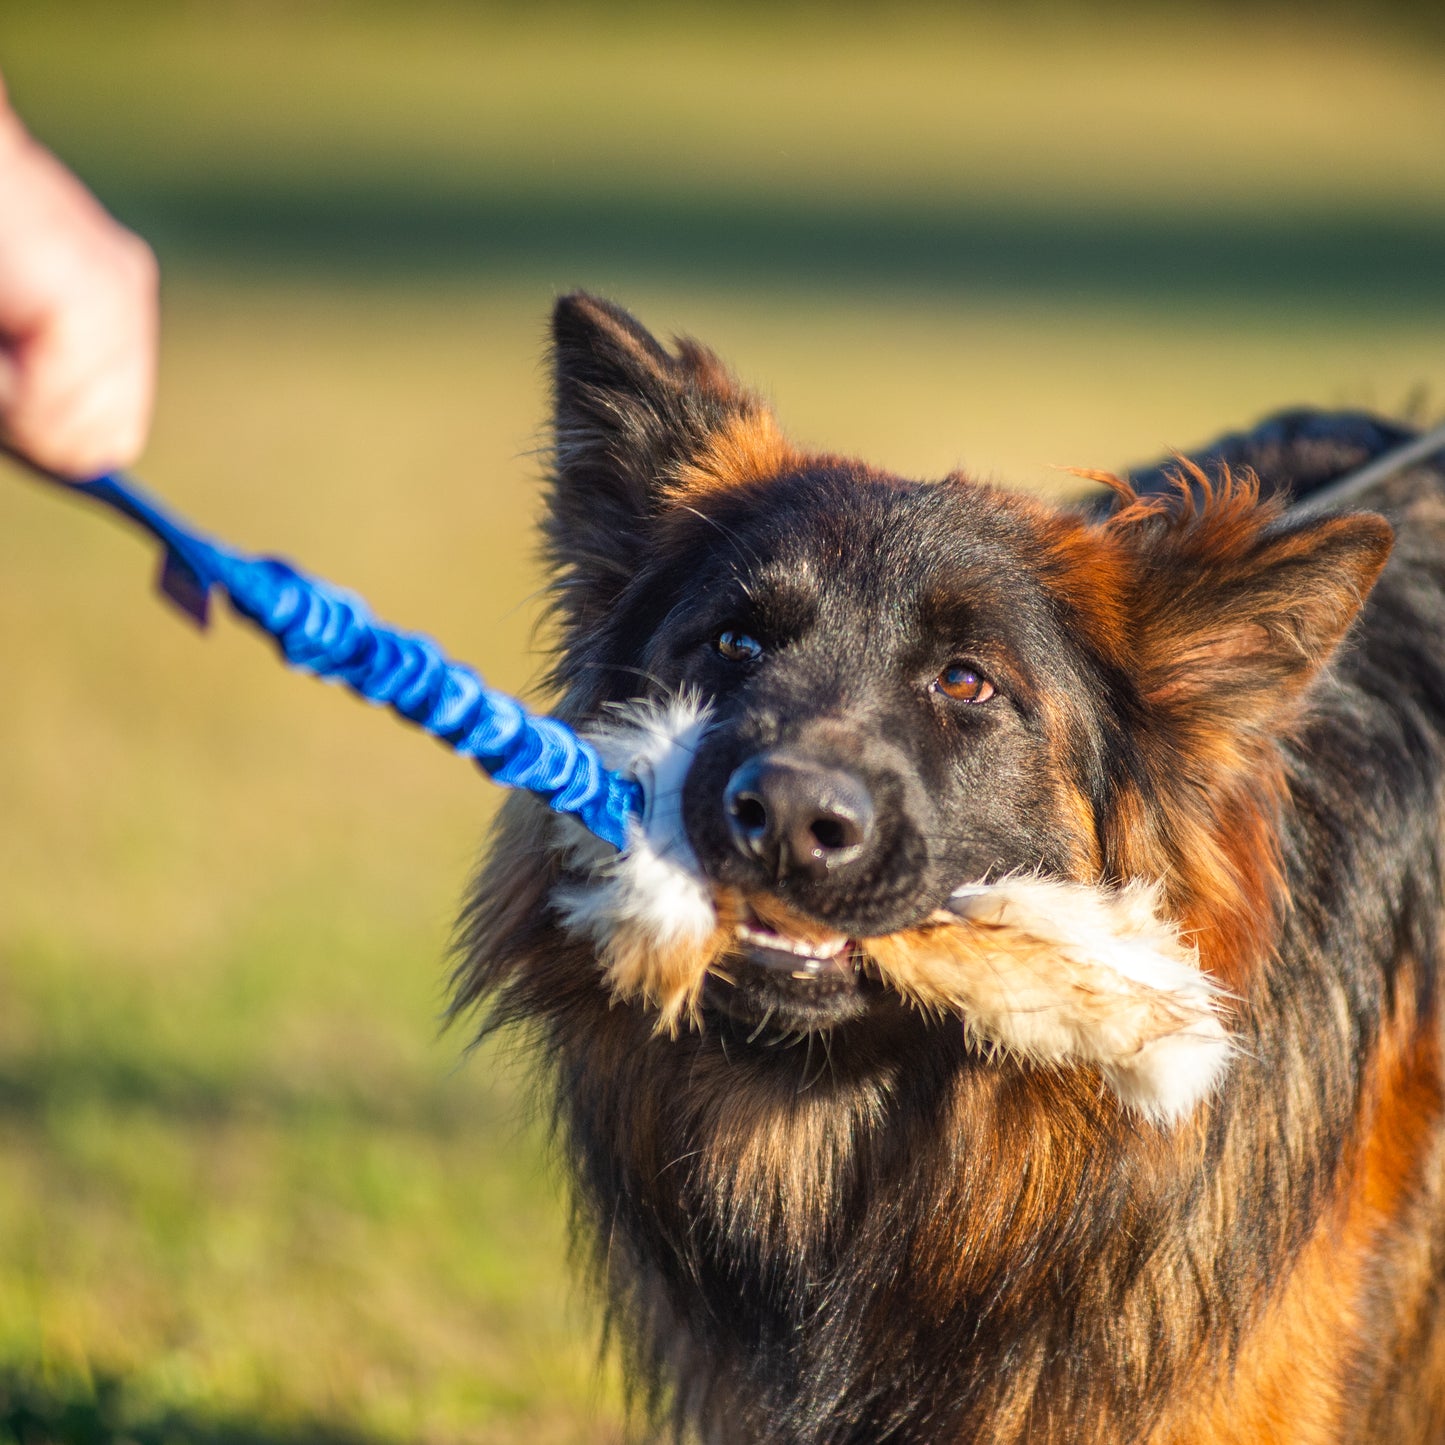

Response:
(54, 471), (644, 851)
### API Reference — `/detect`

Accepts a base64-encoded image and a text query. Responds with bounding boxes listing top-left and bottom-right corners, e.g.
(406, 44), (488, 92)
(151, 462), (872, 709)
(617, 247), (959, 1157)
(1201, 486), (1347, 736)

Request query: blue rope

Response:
(63, 472), (643, 851)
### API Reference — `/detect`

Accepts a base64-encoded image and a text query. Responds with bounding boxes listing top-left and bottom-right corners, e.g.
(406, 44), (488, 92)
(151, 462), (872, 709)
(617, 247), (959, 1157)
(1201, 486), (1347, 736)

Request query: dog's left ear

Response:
(1109, 481), (1393, 732)
(545, 293), (794, 649)
(1074, 475), (1394, 981)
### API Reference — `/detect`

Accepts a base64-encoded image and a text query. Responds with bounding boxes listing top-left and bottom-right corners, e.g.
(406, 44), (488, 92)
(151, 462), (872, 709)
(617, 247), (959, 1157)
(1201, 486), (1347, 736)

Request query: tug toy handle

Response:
(24, 464), (643, 851)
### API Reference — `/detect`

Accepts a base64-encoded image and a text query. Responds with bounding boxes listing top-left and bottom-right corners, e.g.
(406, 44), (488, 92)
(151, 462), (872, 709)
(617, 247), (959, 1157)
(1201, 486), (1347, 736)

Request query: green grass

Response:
(0, 4), (1442, 1441)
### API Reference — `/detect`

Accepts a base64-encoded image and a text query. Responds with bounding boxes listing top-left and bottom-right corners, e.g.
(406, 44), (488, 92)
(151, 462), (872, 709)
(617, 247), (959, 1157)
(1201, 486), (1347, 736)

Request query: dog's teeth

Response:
(737, 923), (849, 959)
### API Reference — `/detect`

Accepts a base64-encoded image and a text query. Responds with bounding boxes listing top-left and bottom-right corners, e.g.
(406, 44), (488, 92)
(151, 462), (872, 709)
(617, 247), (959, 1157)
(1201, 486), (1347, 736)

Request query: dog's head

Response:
(467, 294), (1391, 1125)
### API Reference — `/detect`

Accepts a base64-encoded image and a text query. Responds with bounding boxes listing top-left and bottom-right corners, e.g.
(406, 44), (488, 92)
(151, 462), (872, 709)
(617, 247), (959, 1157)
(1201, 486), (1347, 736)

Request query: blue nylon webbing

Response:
(60, 472), (643, 851)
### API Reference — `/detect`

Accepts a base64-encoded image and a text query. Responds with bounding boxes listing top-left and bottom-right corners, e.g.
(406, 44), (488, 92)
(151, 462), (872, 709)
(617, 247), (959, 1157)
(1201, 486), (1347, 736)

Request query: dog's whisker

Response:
(675, 503), (767, 575)
(745, 1005), (777, 1046)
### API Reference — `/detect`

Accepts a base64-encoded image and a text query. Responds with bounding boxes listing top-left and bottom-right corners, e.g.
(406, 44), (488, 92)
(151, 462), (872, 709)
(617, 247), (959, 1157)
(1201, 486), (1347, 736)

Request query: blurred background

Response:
(0, 2), (1441, 1440)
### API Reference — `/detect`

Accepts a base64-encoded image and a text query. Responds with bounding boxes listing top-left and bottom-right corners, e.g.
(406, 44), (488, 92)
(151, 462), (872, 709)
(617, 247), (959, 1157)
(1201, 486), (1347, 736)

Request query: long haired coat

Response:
(455, 295), (1445, 1443)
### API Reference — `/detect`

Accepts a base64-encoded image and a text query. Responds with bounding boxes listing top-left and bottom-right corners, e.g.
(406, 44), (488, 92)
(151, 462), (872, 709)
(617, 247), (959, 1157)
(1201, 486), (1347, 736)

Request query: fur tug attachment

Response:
(554, 692), (1230, 1121)
(552, 693), (720, 1033)
(900, 880), (1228, 1122)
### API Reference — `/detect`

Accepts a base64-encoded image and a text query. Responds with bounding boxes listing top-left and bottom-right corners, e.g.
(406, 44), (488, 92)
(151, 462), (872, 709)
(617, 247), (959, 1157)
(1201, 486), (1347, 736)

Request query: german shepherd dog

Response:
(454, 293), (1445, 1443)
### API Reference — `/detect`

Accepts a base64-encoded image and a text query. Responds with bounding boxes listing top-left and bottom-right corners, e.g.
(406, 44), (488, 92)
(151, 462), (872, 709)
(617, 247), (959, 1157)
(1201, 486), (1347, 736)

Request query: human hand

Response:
(0, 77), (158, 479)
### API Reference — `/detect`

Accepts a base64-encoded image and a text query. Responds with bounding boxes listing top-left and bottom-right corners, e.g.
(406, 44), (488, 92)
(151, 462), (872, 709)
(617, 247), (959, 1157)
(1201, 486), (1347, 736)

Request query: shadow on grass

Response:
(111, 174), (1445, 314)
(0, 1049), (505, 1137)
(0, 1368), (374, 1445)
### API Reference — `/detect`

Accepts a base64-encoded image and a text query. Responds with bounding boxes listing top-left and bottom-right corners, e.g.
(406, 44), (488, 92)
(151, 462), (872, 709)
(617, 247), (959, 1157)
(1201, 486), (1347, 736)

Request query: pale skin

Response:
(0, 73), (158, 479)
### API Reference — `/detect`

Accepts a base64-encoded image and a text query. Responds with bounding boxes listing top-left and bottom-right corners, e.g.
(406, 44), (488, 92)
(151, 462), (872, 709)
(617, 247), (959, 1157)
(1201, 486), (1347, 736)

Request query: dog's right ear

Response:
(545, 293), (795, 649)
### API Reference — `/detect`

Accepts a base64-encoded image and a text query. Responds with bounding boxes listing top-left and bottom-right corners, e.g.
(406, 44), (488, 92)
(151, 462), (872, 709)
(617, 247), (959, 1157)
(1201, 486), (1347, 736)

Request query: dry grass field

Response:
(0, 4), (1442, 1440)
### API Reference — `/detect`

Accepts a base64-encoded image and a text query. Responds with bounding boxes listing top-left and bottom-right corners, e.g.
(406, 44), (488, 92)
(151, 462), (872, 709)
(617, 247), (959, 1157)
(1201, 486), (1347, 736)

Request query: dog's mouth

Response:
(703, 910), (876, 1031)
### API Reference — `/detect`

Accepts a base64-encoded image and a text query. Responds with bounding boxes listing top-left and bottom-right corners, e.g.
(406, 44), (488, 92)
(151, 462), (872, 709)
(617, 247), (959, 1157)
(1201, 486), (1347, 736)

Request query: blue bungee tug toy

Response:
(24, 464), (644, 853)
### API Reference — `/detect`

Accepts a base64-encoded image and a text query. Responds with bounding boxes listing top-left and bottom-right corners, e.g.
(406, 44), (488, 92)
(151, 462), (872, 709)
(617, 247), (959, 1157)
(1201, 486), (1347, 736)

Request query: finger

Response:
(0, 259), (158, 477)
(0, 113), (159, 477)
(3, 355), (146, 478)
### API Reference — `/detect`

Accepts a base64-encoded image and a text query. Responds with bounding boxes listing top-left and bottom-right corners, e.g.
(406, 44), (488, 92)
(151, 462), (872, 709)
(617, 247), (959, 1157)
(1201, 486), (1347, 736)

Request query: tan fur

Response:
(1150, 966), (1444, 1443)
(595, 917), (727, 1033)
(666, 408), (803, 505)
(864, 916), (1206, 1058)
(596, 896), (741, 1035)
(690, 1045), (892, 1260)
(1038, 464), (1391, 993)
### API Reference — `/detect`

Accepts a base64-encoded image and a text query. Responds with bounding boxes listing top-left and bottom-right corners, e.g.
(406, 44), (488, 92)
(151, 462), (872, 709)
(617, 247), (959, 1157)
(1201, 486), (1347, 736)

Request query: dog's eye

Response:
(934, 663), (995, 703)
(715, 629), (764, 663)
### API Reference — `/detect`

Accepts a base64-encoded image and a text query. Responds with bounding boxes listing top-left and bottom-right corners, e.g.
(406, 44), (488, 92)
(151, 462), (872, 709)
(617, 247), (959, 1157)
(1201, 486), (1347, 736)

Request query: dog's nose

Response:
(723, 755), (874, 882)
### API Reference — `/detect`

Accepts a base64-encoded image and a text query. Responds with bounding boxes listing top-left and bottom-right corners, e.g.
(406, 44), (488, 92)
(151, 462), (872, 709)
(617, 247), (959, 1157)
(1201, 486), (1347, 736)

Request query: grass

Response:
(0, 3), (1442, 1441)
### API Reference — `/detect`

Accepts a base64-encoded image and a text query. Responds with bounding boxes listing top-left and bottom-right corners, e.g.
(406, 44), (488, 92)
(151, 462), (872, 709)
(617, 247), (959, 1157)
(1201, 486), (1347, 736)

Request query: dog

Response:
(453, 293), (1445, 1443)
